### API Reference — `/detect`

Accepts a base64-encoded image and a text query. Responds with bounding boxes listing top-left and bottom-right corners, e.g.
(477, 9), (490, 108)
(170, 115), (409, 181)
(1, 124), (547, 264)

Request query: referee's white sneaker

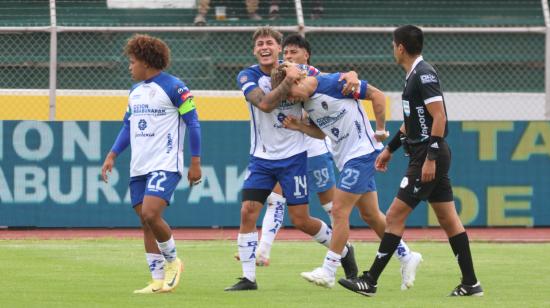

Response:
(301, 267), (335, 288)
(400, 252), (422, 290)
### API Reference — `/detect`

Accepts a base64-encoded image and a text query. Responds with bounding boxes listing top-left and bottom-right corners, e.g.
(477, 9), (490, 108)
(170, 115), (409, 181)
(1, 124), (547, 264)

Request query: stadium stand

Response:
(0, 0), (544, 92)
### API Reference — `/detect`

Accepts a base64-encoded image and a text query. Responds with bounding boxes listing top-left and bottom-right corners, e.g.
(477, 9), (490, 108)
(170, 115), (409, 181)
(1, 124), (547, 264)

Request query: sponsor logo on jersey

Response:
(420, 73), (438, 84)
(416, 106), (430, 140)
(239, 75), (248, 84)
(354, 120), (362, 138)
(133, 104), (167, 116)
(166, 133), (173, 154)
(315, 109), (347, 128)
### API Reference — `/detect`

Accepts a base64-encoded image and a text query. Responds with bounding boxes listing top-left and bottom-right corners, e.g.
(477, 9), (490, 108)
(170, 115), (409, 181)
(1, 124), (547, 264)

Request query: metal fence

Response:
(0, 0), (549, 120)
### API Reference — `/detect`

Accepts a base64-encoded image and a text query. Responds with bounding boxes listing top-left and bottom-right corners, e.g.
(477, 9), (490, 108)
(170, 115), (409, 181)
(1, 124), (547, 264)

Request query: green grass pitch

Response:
(1, 239), (549, 307)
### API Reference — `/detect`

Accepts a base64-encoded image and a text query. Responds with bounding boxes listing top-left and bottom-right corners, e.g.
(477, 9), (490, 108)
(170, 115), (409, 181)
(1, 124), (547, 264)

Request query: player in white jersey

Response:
(272, 64), (422, 290)
(224, 27), (359, 291)
(251, 34), (361, 272)
(101, 34), (202, 294)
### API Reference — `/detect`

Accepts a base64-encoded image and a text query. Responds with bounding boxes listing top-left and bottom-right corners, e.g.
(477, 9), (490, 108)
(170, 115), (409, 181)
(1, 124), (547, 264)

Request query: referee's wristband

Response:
(386, 130), (405, 153)
(427, 136), (444, 161)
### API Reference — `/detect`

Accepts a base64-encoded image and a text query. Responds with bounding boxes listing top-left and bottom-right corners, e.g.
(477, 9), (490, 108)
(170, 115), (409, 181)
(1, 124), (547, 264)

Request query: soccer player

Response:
(271, 62), (421, 289)
(338, 25), (483, 297)
(101, 34), (202, 294)
(252, 34), (357, 268)
(236, 34), (362, 271)
(224, 26), (358, 291)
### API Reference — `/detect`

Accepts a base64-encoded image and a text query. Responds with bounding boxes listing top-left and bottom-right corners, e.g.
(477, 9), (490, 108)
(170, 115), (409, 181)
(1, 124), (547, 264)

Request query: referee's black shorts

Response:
(396, 140), (454, 209)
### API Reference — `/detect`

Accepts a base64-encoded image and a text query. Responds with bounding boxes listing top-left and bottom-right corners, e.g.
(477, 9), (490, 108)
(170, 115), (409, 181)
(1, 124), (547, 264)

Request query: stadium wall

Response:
(0, 120), (548, 228)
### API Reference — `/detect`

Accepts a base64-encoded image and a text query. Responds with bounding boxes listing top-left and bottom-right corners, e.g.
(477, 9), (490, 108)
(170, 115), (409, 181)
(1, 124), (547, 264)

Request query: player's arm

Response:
(364, 84), (388, 142)
(179, 96), (202, 186)
(282, 116), (326, 139)
(102, 110), (130, 183)
(419, 71), (445, 182)
(246, 65), (301, 112)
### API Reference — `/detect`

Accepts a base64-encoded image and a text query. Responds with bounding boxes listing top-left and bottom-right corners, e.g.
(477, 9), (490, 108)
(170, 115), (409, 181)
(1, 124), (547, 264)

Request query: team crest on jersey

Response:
(321, 101), (328, 110)
(277, 112), (287, 123)
(149, 88), (157, 99)
(331, 127), (340, 138)
(138, 119), (147, 131)
(240, 75), (248, 84)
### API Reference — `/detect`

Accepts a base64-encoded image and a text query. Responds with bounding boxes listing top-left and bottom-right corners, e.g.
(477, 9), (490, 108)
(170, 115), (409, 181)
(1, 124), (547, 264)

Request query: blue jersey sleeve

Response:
(236, 69), (258, 96)
(182, 109), (201, 157)
(315, 73), (368, 100)
(111, 108), (131, 155)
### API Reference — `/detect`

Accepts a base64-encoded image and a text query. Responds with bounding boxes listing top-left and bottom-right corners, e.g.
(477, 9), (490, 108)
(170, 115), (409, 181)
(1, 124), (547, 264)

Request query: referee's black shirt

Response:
(401, 56), (449, 144)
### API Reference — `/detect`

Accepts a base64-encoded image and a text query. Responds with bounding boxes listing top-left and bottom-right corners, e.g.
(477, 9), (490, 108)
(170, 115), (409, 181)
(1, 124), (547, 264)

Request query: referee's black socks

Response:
(449, 232), (478, 286)
(367, 232), (402, 284)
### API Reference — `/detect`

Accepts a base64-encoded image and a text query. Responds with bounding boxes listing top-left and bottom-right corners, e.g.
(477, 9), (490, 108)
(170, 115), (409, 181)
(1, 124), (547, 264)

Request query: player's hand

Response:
(421, 159), (436, 182)
(101, 152), (116, 183)
(339, 71), (359, 96)
(188, 157), (202, 186)
(374, 130), (390, 142)
(283, 64), (303, 82)
(375, 148), (392, 172)
(282, 115), (301, 131)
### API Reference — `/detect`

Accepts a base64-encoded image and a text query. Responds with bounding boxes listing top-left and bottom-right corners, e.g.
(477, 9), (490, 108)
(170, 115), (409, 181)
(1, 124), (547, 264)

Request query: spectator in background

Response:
(194, 0), (262, 25)
(269, 0), (324, 20)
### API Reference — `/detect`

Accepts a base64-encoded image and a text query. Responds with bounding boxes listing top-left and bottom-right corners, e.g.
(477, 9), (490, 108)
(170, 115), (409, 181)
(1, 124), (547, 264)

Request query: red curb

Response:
(1, 227), (549, 243)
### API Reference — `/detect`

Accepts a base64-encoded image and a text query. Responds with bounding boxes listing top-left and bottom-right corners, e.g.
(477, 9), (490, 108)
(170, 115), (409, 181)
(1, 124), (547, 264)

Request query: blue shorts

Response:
(129, 170), (182, 207)
(243, 152), (308, 205)
(307, 152), (336, 193)
(336, 151), (380, 194)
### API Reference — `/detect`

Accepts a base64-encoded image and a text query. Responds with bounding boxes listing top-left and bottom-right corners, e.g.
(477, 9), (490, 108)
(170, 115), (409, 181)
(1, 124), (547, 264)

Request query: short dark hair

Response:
(393, 25), (423, 55)
(282, 33), (312, 63)
(124, 34), (170, 70)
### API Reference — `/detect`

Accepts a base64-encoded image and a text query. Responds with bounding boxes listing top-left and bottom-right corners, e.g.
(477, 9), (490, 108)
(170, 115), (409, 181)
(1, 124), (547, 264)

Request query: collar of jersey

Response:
(144, 72), (163, 83)
(405, 56), (424, 80)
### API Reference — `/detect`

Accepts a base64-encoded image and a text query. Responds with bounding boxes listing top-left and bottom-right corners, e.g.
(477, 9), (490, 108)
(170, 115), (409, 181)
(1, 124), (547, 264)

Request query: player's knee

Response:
(385, 207), (405, 229)
(140, 211), (159, 226)
(240, 201), (258, 220)
(289, 215), (308, 231)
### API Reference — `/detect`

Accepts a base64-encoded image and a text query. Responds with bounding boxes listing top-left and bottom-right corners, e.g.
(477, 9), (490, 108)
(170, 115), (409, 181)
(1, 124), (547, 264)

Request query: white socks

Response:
(258, 192), (286, 257)
(395, 239), (412, 263)
(322, 250), (341, 276)
(157, 236), (177, 263)
(145, 253), (165, 280)
(238, 232), (258, 282)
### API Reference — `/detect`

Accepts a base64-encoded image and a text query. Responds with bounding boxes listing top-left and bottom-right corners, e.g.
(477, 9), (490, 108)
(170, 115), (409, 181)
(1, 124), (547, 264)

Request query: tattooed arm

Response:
(245, 65), (300, 113)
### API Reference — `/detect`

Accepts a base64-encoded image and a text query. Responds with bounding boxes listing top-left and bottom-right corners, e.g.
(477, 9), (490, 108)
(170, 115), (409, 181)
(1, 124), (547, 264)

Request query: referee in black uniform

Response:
(339, 25), (483, 297)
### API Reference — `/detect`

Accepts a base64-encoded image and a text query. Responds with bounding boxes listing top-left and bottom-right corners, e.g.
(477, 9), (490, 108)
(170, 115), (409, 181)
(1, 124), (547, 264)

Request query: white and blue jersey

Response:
(110, 72), (201, 205)
(305, 73), (384, 171)
(125, 72), (198, 177)
(237, 63), (320, 160)
(237, 63), (320, 204)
